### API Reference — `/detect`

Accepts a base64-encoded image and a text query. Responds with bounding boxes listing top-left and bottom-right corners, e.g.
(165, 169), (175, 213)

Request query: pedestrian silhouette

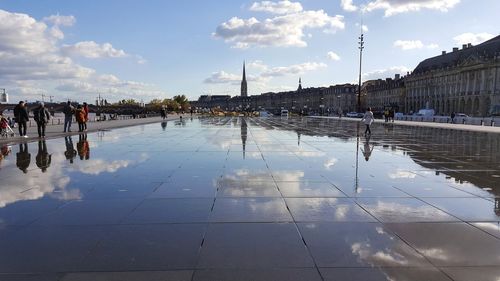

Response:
(16, 143), (30, 173)
(64, 136), (77, 164)
(36, 140), (51, 172)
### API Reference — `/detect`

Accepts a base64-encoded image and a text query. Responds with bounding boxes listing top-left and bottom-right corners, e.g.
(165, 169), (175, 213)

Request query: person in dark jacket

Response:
(63, 101), (74, 132)
(13, 101), (29, 138)
(16, 143), (30, 173)
(33, 102), (51, 138)
(36, 140), (51, 172)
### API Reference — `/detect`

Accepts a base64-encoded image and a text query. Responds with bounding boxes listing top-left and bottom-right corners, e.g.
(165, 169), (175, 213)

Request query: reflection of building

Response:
(240, 118), (247, 159)
(405, 35), (500, 116)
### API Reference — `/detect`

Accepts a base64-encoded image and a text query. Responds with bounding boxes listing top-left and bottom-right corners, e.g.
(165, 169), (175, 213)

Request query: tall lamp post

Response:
(357, 27), (364, 112)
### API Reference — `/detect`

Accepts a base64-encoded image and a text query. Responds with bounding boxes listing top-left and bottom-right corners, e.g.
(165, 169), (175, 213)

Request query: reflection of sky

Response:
(0, 137), (137, 208)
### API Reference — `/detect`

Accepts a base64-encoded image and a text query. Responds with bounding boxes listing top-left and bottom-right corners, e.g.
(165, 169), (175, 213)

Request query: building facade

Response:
(405, 35), (500, 116)
(364, 75), (406, 112)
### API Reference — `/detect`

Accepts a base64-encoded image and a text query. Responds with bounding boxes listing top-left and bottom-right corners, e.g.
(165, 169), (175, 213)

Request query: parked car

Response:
(346, 112), (364, 118)
(455, 113), (469, 118)
(280, 110), (289, 117)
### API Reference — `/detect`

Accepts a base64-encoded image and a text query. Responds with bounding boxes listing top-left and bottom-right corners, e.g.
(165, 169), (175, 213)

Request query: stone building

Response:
(364, 74), (406, 112)
(405, 35), (500, 116)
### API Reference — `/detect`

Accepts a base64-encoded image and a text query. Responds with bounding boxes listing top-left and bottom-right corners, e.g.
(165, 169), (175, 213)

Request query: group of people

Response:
(383, 109), (395, 123)
(63, 101), (89, 133)
(10, 100), (90, 139)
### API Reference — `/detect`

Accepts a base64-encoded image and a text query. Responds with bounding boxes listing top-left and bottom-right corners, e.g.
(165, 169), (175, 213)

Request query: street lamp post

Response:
(357, 27), (364, 112)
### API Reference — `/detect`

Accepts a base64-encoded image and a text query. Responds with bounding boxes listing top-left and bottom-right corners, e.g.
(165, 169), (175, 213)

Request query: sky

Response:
(0, 0), (499, 103)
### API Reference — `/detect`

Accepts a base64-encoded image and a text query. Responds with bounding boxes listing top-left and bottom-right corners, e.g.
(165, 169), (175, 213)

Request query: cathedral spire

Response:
(241, 61), (248, 97)
(297, 77), (302, 92)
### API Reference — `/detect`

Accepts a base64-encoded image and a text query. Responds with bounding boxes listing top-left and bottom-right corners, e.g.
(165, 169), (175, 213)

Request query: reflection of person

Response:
(16, 143), (30, 173)
(161, 121), (167, 131)
(33, 102), (51, 138)
(361, 107), (374, 136)
(0, 145), (11, 169)
(77, 133), (90, 160)
(36, 140), (51, 172)
(13, 101), (29, 138)
(361, 135), (374, 161)
(64, 136), (77, 164)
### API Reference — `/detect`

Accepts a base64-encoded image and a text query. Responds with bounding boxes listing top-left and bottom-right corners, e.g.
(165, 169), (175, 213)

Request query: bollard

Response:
(462, 119), (466, 124)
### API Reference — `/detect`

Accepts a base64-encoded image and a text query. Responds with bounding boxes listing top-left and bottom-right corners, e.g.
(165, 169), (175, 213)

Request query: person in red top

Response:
(82, 102), (89, 131)
(75, 105), (86, 132)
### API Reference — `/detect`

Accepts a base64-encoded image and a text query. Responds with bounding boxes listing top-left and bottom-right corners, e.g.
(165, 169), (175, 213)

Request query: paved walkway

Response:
(0, 114), (189, 145)
(309, 116), (500, 133)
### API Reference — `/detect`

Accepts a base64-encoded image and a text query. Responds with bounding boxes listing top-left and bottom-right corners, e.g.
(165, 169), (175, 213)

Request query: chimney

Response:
(442, 51), (446, 55)
(395, 74), (400, 80)
(462, 44), (467, 49)
(468, 43), (472, 48)
(453, 47), (459, 52)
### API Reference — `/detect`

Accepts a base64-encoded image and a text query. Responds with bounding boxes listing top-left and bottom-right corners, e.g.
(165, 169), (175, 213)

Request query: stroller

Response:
(0, 116), (15, 138)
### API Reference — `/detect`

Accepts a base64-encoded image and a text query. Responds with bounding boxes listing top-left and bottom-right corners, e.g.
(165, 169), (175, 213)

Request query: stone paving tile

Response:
(0, 274), (64, 281)
(60, 271), (193, 281)
(0, 225), (106, 273)
(298, 222), (432, 268)
(210, 198), (292, 222)
(34, 199), (142, 226)
(82, 224), (205, 271)
(386, 222), (500, 266)
(440, 267), (500, 281)
(197, 223), (314, 268)
(276, 181), (346, 197)
(319, 267), (452, 281)
(192, 269), (322, 281)
(123, 198), (214, 224)
(286, 198), (376, 222)
(354, 198), (459, 223)
(421, 197), (500, 222)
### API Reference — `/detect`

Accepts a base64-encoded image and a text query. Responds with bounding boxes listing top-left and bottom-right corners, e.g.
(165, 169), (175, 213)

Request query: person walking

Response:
(33, 102), (51, 138)
(361, 107), (375, 136)
(75, 105), (86, 132)
(13, 101), (29, 138)
(82, 102), (89, 131)
(63, 101), (74, 132)
(451, 112), (456, 124)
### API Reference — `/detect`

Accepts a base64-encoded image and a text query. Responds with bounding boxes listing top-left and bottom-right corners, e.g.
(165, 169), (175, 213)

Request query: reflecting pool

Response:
(0, 117), (499, 280)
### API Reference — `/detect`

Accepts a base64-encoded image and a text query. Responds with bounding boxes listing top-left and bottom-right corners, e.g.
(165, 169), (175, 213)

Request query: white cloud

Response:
(204, 71), (241, 84)
(453, 32), (495, 45)
(247, 60), (269, 71)
(363, 0), (461, 17)
(214, 6), (345, 48)
(341, 0), (358, 12)
(0, 9), (163, 102)
(327, 51), (341, 61)
(61, 41), (128, 59)
(43, 14), (76, 26)
(355, 23), (369, 33)
(261, 62), (327, 77)
(393, 40), (438, 50)
(250, 0), (303, 14)
(362, 66), (410, 81)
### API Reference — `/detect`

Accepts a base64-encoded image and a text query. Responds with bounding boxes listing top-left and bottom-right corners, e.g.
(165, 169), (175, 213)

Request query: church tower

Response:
(297, 77), (302, 92)
(241, 61), (248, 97)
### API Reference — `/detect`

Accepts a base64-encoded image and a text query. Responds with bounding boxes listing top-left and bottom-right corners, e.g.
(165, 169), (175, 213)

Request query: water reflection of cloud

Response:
(368, 201), (451, 220)
(324, 158), (338, 170)
(71, 159), (131, 175)
(351, 241), (410, 266)
(388, 169), (417, 179)
(0, 154), (77, 208)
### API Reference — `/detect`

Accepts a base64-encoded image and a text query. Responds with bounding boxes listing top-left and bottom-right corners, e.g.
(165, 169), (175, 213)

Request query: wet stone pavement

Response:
(0, 116), (499, 281)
